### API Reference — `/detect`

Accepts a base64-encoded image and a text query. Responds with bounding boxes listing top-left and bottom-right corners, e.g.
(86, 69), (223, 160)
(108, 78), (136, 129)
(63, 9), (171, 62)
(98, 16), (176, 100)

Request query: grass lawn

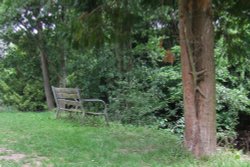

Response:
(0, 109), (249, 167)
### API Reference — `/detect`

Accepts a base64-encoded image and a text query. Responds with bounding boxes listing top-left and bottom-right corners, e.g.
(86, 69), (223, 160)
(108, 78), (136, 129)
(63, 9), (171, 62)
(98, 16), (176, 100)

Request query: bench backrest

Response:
(52, 86), (82, 111)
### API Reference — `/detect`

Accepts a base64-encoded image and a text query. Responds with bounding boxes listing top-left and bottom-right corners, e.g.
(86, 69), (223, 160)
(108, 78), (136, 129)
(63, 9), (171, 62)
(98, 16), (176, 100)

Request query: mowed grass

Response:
(0, 110), (249, 167)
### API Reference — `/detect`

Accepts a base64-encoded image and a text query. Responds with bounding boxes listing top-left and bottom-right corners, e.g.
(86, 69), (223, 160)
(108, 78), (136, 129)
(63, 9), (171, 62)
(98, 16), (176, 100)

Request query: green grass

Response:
(0, 110), (249, 167)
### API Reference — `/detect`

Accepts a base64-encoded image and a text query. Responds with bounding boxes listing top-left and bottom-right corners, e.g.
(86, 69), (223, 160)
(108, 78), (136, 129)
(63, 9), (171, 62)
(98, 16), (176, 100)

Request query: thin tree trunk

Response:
(59, 46), (67, 87)
(58, 7), (67, 88)
(179, 0), (216, 157)
(37, 22), (55, 110)
(39, 49), (55, 109)
(115, 41), (123, 73)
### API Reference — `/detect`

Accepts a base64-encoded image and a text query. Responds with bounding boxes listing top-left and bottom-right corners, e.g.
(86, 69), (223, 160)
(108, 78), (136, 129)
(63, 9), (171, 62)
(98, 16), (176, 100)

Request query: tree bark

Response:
(39, 49), (55, 109)
(37, 22), (55, 110)
(59, 45), (67, 87)
(179, 0), (216, 157)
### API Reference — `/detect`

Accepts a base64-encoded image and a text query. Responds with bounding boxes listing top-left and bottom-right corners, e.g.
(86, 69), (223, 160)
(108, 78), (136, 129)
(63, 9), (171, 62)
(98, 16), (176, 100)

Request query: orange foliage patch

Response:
(163, 50), (175, 65)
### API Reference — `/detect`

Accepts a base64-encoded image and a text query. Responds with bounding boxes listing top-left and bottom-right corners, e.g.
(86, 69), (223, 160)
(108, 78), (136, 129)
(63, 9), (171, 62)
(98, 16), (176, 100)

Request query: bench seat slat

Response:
(58, 108), (83, 112)
(54, 88), (79, 94)
(86, 112), (106, 115)
(56, 93), (79, 99)
(58, 99), (81, 107)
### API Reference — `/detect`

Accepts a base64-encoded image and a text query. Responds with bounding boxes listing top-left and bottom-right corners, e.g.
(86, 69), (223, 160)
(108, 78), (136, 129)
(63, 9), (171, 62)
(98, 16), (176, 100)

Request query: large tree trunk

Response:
(179, 0), (216, 157)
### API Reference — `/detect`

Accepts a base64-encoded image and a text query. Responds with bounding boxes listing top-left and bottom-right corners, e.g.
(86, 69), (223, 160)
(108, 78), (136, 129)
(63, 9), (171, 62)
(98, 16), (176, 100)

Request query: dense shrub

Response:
(215, 39), (250, 144)
(0, 47), (46, 111)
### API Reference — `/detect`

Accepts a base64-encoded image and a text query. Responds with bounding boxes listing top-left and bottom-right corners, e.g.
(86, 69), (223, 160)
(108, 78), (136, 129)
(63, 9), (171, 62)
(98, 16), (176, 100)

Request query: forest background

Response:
(0, 0), (249, 152)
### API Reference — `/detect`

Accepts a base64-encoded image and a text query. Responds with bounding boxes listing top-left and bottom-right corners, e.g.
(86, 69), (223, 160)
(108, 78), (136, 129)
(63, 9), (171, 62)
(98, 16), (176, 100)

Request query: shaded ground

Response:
(236, 113), (250, 153)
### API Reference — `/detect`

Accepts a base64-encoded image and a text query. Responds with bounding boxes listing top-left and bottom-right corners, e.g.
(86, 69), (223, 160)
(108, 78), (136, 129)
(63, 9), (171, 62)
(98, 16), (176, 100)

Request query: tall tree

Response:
(179, 0), (216, 157)
(0, 0), (55, 109)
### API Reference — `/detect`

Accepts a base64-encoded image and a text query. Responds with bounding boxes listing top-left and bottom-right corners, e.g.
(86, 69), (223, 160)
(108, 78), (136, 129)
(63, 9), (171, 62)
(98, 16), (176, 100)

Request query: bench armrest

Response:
(81, 99), (105, 103)
(80, 99), (108, 113)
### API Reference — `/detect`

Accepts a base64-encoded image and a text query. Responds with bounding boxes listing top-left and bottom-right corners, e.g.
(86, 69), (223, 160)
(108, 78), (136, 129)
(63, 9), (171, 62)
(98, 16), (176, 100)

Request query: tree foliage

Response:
(0, 0), (249, 152)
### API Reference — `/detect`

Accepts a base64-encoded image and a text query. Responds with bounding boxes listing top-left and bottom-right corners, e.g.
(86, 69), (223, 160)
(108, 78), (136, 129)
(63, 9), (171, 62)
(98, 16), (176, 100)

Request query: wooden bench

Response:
(51, 86), (109, 125)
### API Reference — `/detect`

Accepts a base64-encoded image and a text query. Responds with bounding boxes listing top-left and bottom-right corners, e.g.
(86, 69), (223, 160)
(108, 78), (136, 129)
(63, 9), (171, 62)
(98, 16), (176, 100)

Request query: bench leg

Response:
(68, 112), (73, 119)
(80, 112), (85, 124)
(56, 109), (60, 119)
(103, 105), (109, 126)
(104, 113), (109, 126)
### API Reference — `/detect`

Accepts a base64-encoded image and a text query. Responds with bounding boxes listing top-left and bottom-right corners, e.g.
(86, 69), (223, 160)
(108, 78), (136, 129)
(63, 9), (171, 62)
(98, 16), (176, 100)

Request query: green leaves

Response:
(215, 35), (250, 144)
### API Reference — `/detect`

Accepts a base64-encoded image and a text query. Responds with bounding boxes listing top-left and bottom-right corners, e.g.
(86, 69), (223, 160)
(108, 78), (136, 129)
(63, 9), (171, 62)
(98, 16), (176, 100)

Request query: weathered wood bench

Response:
(51, 86), (109, 125)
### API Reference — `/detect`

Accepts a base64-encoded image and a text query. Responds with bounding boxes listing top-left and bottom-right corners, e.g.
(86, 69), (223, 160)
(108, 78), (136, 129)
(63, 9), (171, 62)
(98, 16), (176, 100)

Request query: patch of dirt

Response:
(117, 145), (156, 154)
(0, 148), (13, 154)
(0, 153), (26, 162)
(0, 147), (52, 167)
(241, 153), (250, 161)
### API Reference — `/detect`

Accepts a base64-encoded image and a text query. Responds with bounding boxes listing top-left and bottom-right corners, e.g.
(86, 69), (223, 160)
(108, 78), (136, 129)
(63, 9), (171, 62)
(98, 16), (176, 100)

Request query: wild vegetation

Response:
(0, 0), (249, 159)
